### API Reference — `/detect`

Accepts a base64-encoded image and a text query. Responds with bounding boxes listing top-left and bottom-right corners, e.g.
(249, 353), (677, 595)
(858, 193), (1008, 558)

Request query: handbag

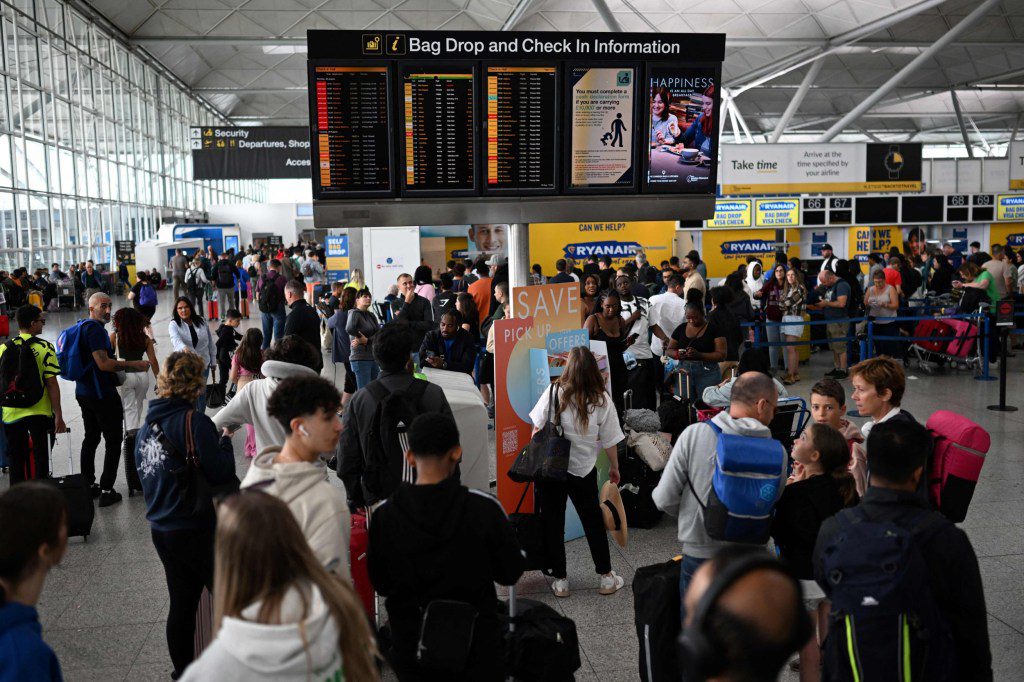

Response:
(507, 384), (571, 483)
(205, 382), (226, 408)
(163, 410), (240, 519)
(508, 483), (548, 571)
(416, 600), (478, 672)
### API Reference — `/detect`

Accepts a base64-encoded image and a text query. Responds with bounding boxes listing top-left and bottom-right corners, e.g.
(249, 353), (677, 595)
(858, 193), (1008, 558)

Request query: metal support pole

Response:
(950, 88), (974, 158)
(988, 329), (1017, 411)
(819, 0), (1002, 141)
(975, 315), (996, 381)
(770, 59), (825, 143)
(727, 99), (743, 144)
(590, 0), (622, 32)
(507, 223), (530, 314)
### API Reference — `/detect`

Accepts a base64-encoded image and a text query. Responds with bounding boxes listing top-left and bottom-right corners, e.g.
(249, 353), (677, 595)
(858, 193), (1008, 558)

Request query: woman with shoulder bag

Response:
(528, 346), (625, 599)
(181, 491), (377, 682)
(135, 351), (238, 679)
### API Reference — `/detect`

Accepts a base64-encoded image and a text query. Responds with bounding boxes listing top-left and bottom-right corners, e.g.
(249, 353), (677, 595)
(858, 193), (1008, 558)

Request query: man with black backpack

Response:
(0, 305), (67, 484)
(338, 323), (452, 509)
(814, 419), (991, 681)
(213, 252), (239, 323)
(256, 259), (287, 349)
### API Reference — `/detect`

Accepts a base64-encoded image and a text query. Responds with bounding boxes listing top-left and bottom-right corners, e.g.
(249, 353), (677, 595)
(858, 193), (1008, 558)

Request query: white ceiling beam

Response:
(501, 0), (538, 31)
(819, 0), (1003, 142)
(132, 36), (307, 46)
(949, 89), (974, 158)
(769, 59), (824, 144)
(725, 39), (1022, 49)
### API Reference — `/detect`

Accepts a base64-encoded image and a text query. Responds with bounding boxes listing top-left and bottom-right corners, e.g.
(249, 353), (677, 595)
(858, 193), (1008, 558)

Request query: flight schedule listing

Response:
(403, 68), (475, 191)
(486, 66), (556, 191)
(312, 66), (391, 193)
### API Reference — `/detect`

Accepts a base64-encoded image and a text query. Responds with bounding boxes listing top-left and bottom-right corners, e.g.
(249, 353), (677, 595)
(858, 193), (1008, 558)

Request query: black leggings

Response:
(152, 526), (215, 677)
(537, 467), (611, 579)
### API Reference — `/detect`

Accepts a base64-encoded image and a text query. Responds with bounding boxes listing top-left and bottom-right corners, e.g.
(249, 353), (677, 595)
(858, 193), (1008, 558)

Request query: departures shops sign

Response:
(190, 127), (311, 180)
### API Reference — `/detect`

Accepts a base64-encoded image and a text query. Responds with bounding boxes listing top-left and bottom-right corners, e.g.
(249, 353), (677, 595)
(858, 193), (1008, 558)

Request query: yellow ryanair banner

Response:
(996, 195), (1024, 222)
(703, 229), (777, 279)
(530, 221), (676, 271)
(784, 229), (801, 260)
(707, 200), (752, 228)
(989, 223), (1024, 250)
(754, 198), (800, 227)
(847, 226), (900, 262)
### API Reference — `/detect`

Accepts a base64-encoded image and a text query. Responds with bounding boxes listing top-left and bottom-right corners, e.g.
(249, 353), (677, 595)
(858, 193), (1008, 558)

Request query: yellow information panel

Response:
(703, 229), (777, 279)
(989, 223), (1024, 249)
(326, 256), (350, 273)
(530, 221), (675, 271)
(754, 198), (800, 227)
(707, 200), (752, 228)
(847, 226), (900, 262)
(996, 195), (1024, 222)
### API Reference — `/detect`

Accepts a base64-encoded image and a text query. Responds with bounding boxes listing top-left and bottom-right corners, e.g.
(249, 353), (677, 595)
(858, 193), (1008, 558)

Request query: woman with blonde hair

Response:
(181, 491), (377, 681)
(529, 346), (625, 599)
(136, 351), (237, 678)
(344, 268), (365, 291)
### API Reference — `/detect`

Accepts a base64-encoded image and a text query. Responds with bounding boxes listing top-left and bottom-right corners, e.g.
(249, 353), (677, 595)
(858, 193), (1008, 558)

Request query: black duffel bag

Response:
(504, 594), (581, 681)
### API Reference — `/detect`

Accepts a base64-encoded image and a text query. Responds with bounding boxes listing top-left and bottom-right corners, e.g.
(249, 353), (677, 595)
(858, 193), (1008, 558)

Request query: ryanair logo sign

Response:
(564, 241), (642, 259)
(720, 239), (775, 255)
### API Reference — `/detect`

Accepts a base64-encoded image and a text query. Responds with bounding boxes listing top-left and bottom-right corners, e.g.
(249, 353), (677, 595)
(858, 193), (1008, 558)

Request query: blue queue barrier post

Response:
(975, 315), (996, 382)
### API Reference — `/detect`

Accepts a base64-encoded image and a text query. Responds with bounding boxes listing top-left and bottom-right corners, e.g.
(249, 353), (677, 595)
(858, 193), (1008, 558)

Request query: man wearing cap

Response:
(820, 244), (839, 273)
(942, 242), (963, 272)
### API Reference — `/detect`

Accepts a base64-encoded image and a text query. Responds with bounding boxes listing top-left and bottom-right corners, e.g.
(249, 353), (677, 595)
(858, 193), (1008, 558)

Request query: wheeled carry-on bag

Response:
(913, 319), (955, 353)
(634, 557), (682, 682)
(350, 511), (375, 621)
(40, 428), (95, 540)
(943, 318), (977, 359)
(123, 428), (143, 497)
(927, 410), (990, 523)
(505, 585), (581, 681)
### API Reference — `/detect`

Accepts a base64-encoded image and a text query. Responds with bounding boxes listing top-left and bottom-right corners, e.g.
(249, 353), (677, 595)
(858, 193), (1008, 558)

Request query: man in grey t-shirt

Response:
(170, 249), (187, 301)
(982, 245), (1013, 299)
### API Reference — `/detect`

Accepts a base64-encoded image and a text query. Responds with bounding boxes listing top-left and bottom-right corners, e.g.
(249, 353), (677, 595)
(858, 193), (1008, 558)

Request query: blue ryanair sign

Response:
(564, 241), (642, 259)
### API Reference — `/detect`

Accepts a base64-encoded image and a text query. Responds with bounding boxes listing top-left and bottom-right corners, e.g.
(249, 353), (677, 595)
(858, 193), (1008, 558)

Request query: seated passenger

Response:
(701, 347), (788, 408)
(417, 310), (477, 375)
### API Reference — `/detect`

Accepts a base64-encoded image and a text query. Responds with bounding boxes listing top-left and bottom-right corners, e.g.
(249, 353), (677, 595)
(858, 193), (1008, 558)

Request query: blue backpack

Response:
(819, 507), (954, 681)
(138, 284), (156, 307)
(687, 420), (786, 543)
(56, 319), (101, 384)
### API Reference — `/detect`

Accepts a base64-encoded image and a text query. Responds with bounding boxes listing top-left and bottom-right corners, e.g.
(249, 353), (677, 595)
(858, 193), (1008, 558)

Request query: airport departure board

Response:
(401, 66), (476, 193)
(310, 65), (391, 195)
(485, 66), (557, 193)
(306, 30), (726, 210)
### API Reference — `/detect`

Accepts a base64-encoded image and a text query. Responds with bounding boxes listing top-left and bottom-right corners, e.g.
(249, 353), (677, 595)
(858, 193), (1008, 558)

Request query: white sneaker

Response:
(598, 571), (625, 595)
(551, 578), (570, 598)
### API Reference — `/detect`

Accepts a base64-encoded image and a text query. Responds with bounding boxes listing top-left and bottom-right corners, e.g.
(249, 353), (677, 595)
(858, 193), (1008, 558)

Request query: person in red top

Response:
(467, 259), (492, 326)
(883, 257), (903, 288)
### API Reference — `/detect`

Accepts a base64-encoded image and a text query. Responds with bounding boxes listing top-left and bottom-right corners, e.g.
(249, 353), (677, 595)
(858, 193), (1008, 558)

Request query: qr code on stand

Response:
(501, 429), (519, 455)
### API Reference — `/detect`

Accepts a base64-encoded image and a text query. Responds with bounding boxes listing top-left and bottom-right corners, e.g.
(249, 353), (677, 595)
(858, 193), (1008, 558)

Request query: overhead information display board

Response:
(1010, 140), (1024, 191)
(191, 127), (310, 180)
(306, 30), (724, 226)
(720, 142), (923, 195)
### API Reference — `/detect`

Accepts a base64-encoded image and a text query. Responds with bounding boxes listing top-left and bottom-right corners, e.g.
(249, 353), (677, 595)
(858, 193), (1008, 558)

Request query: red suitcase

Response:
(927, 410), (990, 522)
(350, 512), (375, 621)
(913, 319), (954, 353)
(944, 318), (977, 359)
(0, 314), (8, 338)
(206, 300), (218, 320)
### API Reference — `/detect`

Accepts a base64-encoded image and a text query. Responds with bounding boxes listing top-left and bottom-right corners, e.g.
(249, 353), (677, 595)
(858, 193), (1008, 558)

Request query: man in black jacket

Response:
(418, 311), (477, 375)
(338, 323), (452, 508)
(431, 272), (457, 323)
(813, 420), (991, 681)
(391, 272), (433, 352)
(368, 412), (524, 681)
(283, 280), (322, 372)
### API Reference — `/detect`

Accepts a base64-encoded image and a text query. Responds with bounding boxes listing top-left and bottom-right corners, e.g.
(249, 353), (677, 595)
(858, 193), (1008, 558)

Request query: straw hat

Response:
(600, 480), (629, 548)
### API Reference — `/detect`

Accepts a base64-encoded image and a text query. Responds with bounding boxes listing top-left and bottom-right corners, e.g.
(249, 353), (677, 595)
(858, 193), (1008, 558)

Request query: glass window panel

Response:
(4, 18), (19, 78)
(58, 146), (73, 193)
(11, 1), (35, 20)
(40, 0), (63, 36)
(15, 24), (40, 86)
(10, 135), (26, 189)
(45, 142), (58, 193)
(17, 85), (44, 138)
(24, 137), (47, 191)
(0, 77), (9, 132)
(54, 97), (70, 145)
(0, 134), (11, 188)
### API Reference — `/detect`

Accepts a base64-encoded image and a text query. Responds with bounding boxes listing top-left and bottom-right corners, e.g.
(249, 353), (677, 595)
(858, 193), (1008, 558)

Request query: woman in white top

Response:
(529, 346), (625, 599)
(181, 491), (377, 682)
(168, 296), (217, 412)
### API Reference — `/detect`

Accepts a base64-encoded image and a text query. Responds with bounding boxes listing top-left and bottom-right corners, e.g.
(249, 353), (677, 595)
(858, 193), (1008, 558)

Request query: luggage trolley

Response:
(908, 306), (984, 373)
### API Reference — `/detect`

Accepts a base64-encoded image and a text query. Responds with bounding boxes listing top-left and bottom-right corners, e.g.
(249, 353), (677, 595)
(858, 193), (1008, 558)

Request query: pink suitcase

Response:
(927, 410), (990, 522)
(943, 318), (977, 359)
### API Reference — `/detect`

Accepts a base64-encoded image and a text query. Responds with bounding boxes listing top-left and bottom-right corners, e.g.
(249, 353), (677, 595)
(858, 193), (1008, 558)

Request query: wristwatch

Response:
(884, 145), (904, 180)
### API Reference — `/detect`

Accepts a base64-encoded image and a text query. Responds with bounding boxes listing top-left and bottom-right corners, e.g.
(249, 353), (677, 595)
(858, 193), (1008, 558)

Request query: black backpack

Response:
(258, 274), (283, 313)
(215, 260), (235, 289)
(504, 598), (582, 681)
(819, 507), (954, 682)
(361, 379), (432, 503)
(185, 269), (205, 299)
(0, 337), (45, 408)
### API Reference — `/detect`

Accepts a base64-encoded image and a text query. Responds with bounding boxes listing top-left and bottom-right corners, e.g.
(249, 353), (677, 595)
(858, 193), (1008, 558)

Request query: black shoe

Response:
(90, 483), (101, 499)
(98, 490), (123, 507)
(833, 370), (849, 380)
(824, 369), (840, 378)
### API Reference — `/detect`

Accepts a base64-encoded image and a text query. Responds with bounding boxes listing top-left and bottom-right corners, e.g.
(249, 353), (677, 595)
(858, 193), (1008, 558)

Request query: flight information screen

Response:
(310, 65), (391, 194)
(485, 66), (557, 193)
(401, 65), (476, 193)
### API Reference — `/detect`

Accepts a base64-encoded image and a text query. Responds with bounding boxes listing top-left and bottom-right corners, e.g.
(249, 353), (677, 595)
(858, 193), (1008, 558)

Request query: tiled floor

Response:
(11, 290), (1024, 681)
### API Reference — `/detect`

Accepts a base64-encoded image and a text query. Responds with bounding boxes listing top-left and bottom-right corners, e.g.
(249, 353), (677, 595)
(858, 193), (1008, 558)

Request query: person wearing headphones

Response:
(240, 374), (350, 579)
(679, 546), (810, 682)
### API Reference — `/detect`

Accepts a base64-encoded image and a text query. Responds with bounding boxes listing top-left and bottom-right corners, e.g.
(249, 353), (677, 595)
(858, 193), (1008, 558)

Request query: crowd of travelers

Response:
(0, 233), (1006, 681)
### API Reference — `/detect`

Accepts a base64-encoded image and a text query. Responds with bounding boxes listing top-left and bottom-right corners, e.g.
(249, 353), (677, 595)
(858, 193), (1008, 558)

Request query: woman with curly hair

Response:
(110, 308), (159, 433)
(135, 351), (238, 679)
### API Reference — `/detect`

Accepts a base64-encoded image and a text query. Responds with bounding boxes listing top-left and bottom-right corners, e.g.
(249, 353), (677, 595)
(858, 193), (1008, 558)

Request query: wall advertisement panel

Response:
(846, 226), (901, 263)
(567, 66), (636, 190)
(325, 234), (350, 283)
(996, 195), (1024, 222)
(990, 223), (1024, 249)
(702, 229), (776, 279)
(530, 221), (675, 271)
(721, 143), (922, 194)
(364, 226), (420, 299)
(706, 199), (751, 228)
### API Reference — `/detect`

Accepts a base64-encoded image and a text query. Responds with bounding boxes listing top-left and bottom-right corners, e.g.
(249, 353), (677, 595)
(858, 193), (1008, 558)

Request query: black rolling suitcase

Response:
(123, 428), (142, 497)
(634, 557), (683, 682)
(41, 429), (95, 541)
(504, 585), (581, 681)
(619, 450), (663, 529)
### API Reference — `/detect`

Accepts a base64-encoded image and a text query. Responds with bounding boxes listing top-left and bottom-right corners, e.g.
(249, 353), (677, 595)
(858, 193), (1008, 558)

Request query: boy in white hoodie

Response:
(241, 375), (350, 578)
(652, 372), (780, 619)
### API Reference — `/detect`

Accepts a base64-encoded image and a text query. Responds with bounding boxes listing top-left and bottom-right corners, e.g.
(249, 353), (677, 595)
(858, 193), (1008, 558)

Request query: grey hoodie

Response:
(213, 360), (318, 452)
(652, 411), (780, 559)
(241, 446), (350, 579)
(181, 583), (342, 682)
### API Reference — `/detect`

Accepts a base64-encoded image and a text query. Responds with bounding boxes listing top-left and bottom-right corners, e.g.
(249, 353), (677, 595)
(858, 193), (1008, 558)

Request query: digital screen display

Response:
(401, 65), (476, 193)
(946, 194), (968, 207)
(901, 195), (944, 223)
(972, 207), (994, 222)
(973, 194), (993, 206)
(485, 66), (557, 193)
(644, 65), (717, 193)
(804, 197), (825, 210)
(829, 210), (852, 225)
(567, 65), (636, 190)
(946, 207), (969, 222)
(830, 197), (852, 209)
(856, 197), (899, 224)
(311, 65), (391, 195)
(803, 211), (826, 226)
